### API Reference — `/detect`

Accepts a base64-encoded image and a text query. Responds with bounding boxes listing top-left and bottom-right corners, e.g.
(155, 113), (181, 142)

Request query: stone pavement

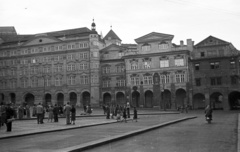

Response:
(0, 108), (179, 139)
(0, 109), (238, 152)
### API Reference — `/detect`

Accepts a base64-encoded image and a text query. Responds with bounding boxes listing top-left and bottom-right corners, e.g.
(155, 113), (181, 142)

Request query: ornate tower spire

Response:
(91, 18), (96, 31)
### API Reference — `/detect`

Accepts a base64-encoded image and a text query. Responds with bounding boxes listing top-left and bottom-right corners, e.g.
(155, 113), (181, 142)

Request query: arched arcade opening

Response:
(228, 91), (240, 110)
(70, 92), (77, 105)
(103, 93), (111, 105)
(116, 92), (125, 105)
(161, 89), (171, 109)
(210, 92), (223, 110)
(175, 89), (187, 108)
(10, 93), (16, 104)
(193, 93), (205, 109)
(57, 93), (64, 106)
(24, 93), (35, 106)
(82, 91), (90, 106)
(145, 90), (153, 108)
(45, 93), (52, 106)
(132, 91), (140, 107)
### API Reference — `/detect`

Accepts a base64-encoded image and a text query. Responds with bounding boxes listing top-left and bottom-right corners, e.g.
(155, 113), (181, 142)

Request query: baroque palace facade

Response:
(0, 22), (239, 110)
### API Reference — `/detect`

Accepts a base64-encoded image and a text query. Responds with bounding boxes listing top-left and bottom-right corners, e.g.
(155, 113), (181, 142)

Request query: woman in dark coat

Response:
(70, 105), (76, 125)
(122, 106), (127, 123)
(133, 107), (138, 122)
(53, 104), (59, 122)
(5, 103), (15, 132)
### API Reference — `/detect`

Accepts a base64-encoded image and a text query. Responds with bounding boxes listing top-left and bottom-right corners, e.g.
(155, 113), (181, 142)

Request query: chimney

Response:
(187, 39), (193, 51)
(180, 40), (184, 47)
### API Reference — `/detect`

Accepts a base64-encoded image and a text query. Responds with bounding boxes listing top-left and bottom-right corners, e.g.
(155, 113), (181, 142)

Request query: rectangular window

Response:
(195, 63), (200, 71)
(210, 62), (219, 69)
(102, 67), (110, 74)
(195, 78), (201, 86)
(116, 79), (125, 87)
(160, 75), (170, 84)
(144, 62), (151, 69)
(175, 59), (184, 66)
(91, 75), (99, 83)
(210, 77), (222, 85)
(80, 75), (89, 84)
(103, 81), (110, 88)
(160, 60), (169, 68)
(141, 45), (150, 51)
(230, 61), (236, 69)
(200, 52), (205, 57)
(130, 77), (140, 85)
(175, 74), (185, 83)
(67, 64), (75, 71)
(143, 76), (153, 85)
(231, 76), (237, 85)
(131, 63), (138, 70)
(55, 76), (62, 86)
(116, 66), (124, 73)
(67, 76), (75, 85)
(83, 53), (88, 59)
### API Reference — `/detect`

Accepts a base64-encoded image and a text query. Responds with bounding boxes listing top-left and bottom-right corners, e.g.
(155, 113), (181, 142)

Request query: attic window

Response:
(39, 39), (42, 42)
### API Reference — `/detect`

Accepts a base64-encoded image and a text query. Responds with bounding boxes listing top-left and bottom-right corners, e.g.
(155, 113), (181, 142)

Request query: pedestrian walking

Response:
(53, 104), (59, 122)
(70, 105), (76, 125)
(32, 104), (37, 117)
(64, 102), (71, 125)
(26, 104), (31, 118)
(48, 105), (54, 122)
(36, 103), (44, 124)
(59, 105), (63, 116)
(116, 109), (121, 122)
(106, 105), (110, 119)
(18, 105), (24, 119)
(132, 107), (138, 122)
(126, 102), (130, 118)
(102, 104), (106, 115)
(5, 103), (15, 132)
(205, 104), (213, 123)
(122, 106), (127, 123)
(1, 103), (6, 126)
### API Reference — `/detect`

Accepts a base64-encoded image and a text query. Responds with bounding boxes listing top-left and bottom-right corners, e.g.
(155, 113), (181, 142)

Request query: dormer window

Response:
(141, 43), (151, 51)
(159, 41), (168, 49)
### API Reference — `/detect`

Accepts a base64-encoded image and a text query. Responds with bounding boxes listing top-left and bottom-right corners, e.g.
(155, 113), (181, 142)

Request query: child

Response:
(132, 107), (138, 122)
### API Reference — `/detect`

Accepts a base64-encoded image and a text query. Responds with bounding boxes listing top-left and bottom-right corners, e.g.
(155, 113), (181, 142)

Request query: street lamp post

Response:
(38, 62), (46, 107)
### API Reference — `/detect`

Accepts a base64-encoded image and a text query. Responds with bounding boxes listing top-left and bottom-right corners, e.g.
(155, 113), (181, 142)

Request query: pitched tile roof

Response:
(103, 29), (121, 41)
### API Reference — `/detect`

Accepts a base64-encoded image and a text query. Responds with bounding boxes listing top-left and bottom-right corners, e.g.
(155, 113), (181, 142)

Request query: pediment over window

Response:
(159, 56), (169, 60)
(159, 41), (167, 44)
(143, 73), (152, 76)
(175, 70), (185, 74)
(116, 76), (125, 80)
(129, 59), (138, 63)
(102, 64), (111, 67)
(142, 57), (152, 62)
(130, 74), (139, 77)
(174, 55), (184, 59)
(115, 63), (125, 66)
(160, 71), (170, 75)
(102, 76), (111, 80)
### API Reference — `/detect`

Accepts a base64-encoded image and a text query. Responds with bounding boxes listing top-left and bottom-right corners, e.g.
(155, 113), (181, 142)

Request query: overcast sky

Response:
(1, 0), (240, 49)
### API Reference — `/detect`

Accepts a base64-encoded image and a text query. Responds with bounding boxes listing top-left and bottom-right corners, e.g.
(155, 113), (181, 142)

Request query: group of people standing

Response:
(35, 102), (76, 125)
(102, 102), (138, 122)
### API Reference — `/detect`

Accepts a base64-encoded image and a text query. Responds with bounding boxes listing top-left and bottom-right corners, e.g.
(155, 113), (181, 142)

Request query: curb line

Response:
(60, 116), (197, 152)
(0, 113), (179, 140)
